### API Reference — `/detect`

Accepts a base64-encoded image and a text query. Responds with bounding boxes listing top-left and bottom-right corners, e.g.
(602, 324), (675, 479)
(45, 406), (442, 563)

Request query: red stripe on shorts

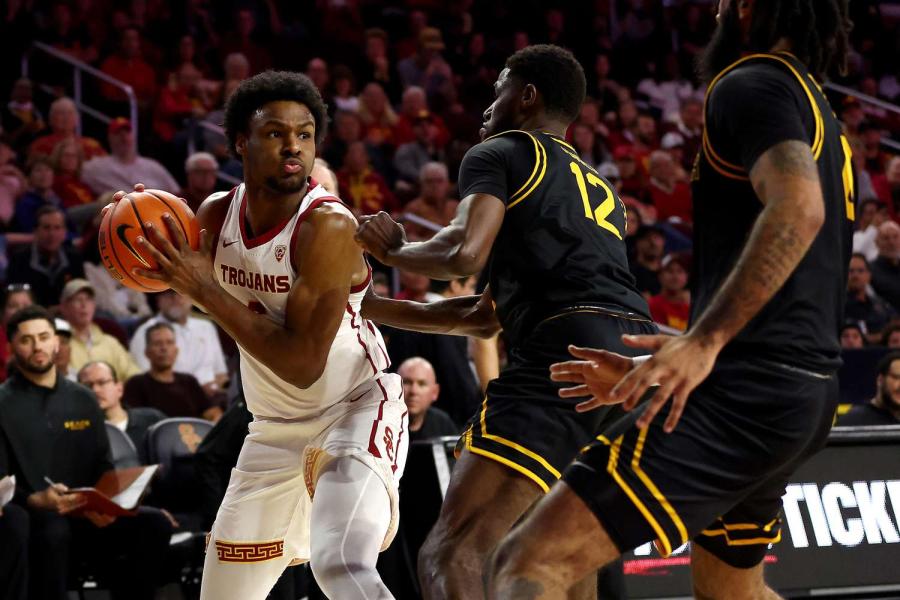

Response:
(368, 378), (389, 458)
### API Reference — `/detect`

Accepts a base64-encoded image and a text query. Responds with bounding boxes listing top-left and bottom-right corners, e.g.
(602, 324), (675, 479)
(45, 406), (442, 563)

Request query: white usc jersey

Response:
(211, 182), (389, 419)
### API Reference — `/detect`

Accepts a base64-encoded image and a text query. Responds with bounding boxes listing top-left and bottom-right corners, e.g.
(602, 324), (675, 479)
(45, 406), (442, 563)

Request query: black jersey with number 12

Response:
(458, 130), (649, 347)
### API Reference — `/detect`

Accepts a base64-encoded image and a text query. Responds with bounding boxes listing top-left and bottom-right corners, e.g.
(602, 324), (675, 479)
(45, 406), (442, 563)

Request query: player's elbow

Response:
(449, 245), (485, 277)
(796, 195), (826, 238)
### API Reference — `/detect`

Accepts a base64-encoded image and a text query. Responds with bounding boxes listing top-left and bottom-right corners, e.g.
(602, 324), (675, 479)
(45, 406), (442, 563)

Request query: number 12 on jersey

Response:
(569, 161), (624, 240)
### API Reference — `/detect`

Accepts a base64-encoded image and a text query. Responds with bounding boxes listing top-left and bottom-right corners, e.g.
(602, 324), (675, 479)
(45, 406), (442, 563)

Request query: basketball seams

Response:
(104, 201), (158, 292)
(147, 190), (192, 243)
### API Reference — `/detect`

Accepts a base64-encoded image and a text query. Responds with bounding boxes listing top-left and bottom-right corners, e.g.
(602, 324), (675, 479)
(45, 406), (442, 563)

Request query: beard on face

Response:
(697, 1), (744, 83)
(264, 173), (308, 194)
(17, 350), (56, 375)
(881, 385), (900, 412)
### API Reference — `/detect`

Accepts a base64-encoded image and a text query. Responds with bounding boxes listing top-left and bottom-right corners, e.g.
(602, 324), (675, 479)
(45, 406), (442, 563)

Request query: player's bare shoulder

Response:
(291, 201), (366, 277)
(196, 188), (236, 235)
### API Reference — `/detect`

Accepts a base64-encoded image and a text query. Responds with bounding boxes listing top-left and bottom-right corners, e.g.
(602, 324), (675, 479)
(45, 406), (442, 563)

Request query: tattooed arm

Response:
(689, 139), (825, 346)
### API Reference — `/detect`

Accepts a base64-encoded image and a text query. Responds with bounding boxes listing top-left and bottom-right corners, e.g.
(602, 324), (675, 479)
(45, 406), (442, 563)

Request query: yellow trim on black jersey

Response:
(478, 397), (561, 480)
(700, 528), (783, 547)
(702, 52), (825, 180)
(481, 129), (548, 209)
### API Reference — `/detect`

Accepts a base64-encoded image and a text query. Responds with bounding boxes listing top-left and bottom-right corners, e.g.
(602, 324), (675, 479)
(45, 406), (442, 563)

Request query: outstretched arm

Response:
(355, 193), (504, 280)
(362, 286), (501, 339)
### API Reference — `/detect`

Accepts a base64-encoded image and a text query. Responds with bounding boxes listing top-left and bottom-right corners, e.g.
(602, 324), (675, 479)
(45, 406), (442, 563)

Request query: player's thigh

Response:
(493, 481), (619, 588)
(200, 538), (295, 600)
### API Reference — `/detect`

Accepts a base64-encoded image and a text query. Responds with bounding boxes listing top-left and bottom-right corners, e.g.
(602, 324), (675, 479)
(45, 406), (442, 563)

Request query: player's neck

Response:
(244, 181), (308, 235)
(768, 38), (793, 55)
(518, 115), (569, 139)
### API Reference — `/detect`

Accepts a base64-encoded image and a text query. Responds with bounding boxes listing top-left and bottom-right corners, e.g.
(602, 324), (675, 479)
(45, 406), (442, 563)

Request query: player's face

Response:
(239, 100), (316, 196)
(879, 361), (900, 411)
(481, 68), (524, 141)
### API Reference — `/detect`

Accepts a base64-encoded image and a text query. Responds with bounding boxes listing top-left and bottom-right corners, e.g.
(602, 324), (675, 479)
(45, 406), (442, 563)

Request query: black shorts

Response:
(457, 307), (656, 493)
(564, 356), (838, 568)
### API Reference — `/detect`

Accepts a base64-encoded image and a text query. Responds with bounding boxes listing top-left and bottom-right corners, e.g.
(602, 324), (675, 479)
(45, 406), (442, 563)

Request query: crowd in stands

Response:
(0, 0), (898, 597)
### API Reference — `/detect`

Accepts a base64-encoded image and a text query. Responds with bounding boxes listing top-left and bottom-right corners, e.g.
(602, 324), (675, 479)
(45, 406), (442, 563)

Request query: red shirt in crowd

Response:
(649, 180), (693, 222)
(54, 173), (96, 208)
(29, 134), (106, 161)
(648, 294), (690, 332)
(337, 167), (399, 216)
(99, 55), (159, 103)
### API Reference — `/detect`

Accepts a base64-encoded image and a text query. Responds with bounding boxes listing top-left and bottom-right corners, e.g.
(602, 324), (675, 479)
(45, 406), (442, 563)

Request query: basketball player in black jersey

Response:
(487, 1), (855, 598)
(357, 45), (654, 598)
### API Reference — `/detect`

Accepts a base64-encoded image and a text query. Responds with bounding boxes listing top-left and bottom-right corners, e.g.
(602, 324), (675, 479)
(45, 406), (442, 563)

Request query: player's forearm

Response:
(362, 293), (500, 338)
(689, 141), (825, 349)
(196, 284), (329, 388)
(384, 224), (484, 279)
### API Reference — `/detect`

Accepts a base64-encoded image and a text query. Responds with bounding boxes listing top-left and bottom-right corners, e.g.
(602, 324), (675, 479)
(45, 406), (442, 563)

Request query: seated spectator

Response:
(0, 500), (28, 600)
(305, 58), (331, 105)
(179, 152), (219, 212)
(50, 138), (95, 208)
(12, 158), (63, 233)
(332, 66), (359, 113)
(846, 253), (895, 338)
(395, 269), (440, 303)
(394, 113), (446, 187)
(884, 156), (900, 215)
(6, 206), (84, 307)
(311, 158), (339, 195)
(402, 162), (458, 240)
(81, 118), (179, 195)
(77, 360), (165, 461)
(1, 78), (45, 156)
(664, 98), (703, 171)
(629, 224), (665, 297)
(28, 97), (105, 162)
(152, 63), (211, 145)
(218, 8), (271, 75)
(356, 83), (398, 148)
(881, 324), (900, 350)
(81, 222), (152, 323)
(98, 26), (158, 111)
(613, 145), (647, 200)
(839, 351), (900, 426)
(397, 28), (453, 106)
(0, 140), (27, 227)
(659, 132), (689, 181)
(58, 279), (141, 380)
(852, 198), (887, 262)
(647, 150), (692, 223)
(840, 322), (866, 349)
(358, 28), (401, 101)
(399, 357), (458, 442)
(648, 253), (691, 332)
(0, 306), (171, 600)
(870, 221), (900, 312)
(322, 110), (364, 170)
(124, 323), (222, 421)
(0, 284), (34, 382)
(222, 52), (250, 88)
(130, 290), (228, 397)
(337, 141), (398, 217)
(570, 122), (607, 168)
(53, 317), (74, 381)
(393, 86), (450, 149)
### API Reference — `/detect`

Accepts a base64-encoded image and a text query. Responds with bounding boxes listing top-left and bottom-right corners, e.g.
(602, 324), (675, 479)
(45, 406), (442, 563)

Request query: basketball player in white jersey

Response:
(115, 71), (407, 600)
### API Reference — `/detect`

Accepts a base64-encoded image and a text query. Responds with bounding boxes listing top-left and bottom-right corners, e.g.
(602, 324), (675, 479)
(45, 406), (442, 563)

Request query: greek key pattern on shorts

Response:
(215, 539), (285, 563)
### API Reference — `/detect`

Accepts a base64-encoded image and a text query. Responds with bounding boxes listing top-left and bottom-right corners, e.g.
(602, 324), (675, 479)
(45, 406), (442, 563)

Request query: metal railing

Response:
(824, 81), (900, 153)
(21, 41), (139, 147)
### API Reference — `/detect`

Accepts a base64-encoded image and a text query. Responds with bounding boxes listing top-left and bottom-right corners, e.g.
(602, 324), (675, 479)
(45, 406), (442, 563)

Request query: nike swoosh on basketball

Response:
(116, 224), (151, 268)
(222, 239), (240, 248)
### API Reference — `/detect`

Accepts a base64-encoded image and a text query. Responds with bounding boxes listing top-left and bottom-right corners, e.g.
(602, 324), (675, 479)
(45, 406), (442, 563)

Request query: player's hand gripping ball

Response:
(99, 187), (200, 292)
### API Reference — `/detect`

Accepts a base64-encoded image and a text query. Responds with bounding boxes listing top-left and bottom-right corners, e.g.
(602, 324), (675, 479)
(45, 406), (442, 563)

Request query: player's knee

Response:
(310, 545), (376, 591)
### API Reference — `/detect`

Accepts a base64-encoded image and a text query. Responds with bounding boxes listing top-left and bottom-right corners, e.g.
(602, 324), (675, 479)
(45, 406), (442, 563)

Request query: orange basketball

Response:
(98, 189), (200, 292)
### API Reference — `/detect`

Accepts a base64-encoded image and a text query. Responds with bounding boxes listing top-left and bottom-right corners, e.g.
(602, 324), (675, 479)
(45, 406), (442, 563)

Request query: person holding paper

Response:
(0, 306), (172, 600)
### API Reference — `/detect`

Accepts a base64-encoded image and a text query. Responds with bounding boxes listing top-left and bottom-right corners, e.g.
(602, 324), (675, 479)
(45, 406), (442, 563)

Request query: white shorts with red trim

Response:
(207, 372), (407, 567)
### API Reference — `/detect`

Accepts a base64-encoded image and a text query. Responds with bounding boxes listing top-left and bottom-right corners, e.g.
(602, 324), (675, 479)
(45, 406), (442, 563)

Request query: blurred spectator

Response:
(839, 351), (900, 426)
(201, 79), (242, 178)
(399, 357), (458, 442)
(0, 141), (26, 227)
(223, 52), (250, 87)
(2, 78), (45, 155)
(591, 53), (623, 112)
(124, 322), (222, 421)
(98, 26), (158, 110)
(664, 98), (703, 170)
(58, 279), (140, 381)
(179, 152), (219, 212)
(647, 150), (692, 223)
(153, 63), (211, 145)
(311, 158), (338, 195)
(81, 222), (152, 323)
(331, 65), (359, 113)
(846, 253), (895, 338)
(881, 324), (900, 350)
(394, 111), (446, 186)
(402, 162), (458, 240)
(13, 158), (63, 233)
(636, 54), (698, 121)
(629, 224), (665, 297)
(840, 322), (866, 349)
(885, 155), (900, 215)
(372, 271), (390, 297)
(840, 97), (865, 138)
(648, 253), (691, 332)
(394, 86), (451, 148)
(614, 145), (646, 200)
(129, 289), (228, 396)
(659, 133), (688, 180)
(168, 34), (210, 78)
(337, 141), (398, 217)
(49, 138), (95, 208)
(0, 284), (34, 382)
(870, 221), (900, 312)
(78, 360), (164, 460)
(306, 58), (331, 103)
(28, 97), (105, 161)
(358, 28), (401, 101)
(38, 1), (97, 63)
(6, 206), (84, 307)
(357, 83), (398, 147)
(859, 122), (889, 175)
(571, 122), (607, 167)
(395, 269), (440, 303)
(219, 8), (271, 74)
(0, 306), (171, 600)
(322, 110), (364, 170)
(397, 27), (453, 105)
(53, 317), (73, 380)
(81, 118), (179, 195)
(853, 198), (889, 262)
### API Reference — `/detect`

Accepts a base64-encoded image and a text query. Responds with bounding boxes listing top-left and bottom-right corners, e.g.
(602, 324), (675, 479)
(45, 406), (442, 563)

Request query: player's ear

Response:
(738, 0), (753, 22)
(521, 83), (538, 109)
(235, 133), (248, 158)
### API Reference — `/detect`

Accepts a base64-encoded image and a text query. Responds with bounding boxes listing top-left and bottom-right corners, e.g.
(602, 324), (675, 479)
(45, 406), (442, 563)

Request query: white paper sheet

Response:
(0, 475), (15, 507)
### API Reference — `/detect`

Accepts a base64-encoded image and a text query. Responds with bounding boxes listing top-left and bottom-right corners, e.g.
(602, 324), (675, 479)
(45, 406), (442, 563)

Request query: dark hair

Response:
(877, 351), (900, 376)
(859, 198), (886, 212)
(430, 276), (474, 295)
(505, 44), (586, 122)
(881, 323), (900, 347)
(35, 204), (64, 225)
(224, 70), (329, 156)
(850, 252), (869, 268)
(145, 321), (175, 345)
(6, 305), (54, 341)
(78, 360), (119, 383)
